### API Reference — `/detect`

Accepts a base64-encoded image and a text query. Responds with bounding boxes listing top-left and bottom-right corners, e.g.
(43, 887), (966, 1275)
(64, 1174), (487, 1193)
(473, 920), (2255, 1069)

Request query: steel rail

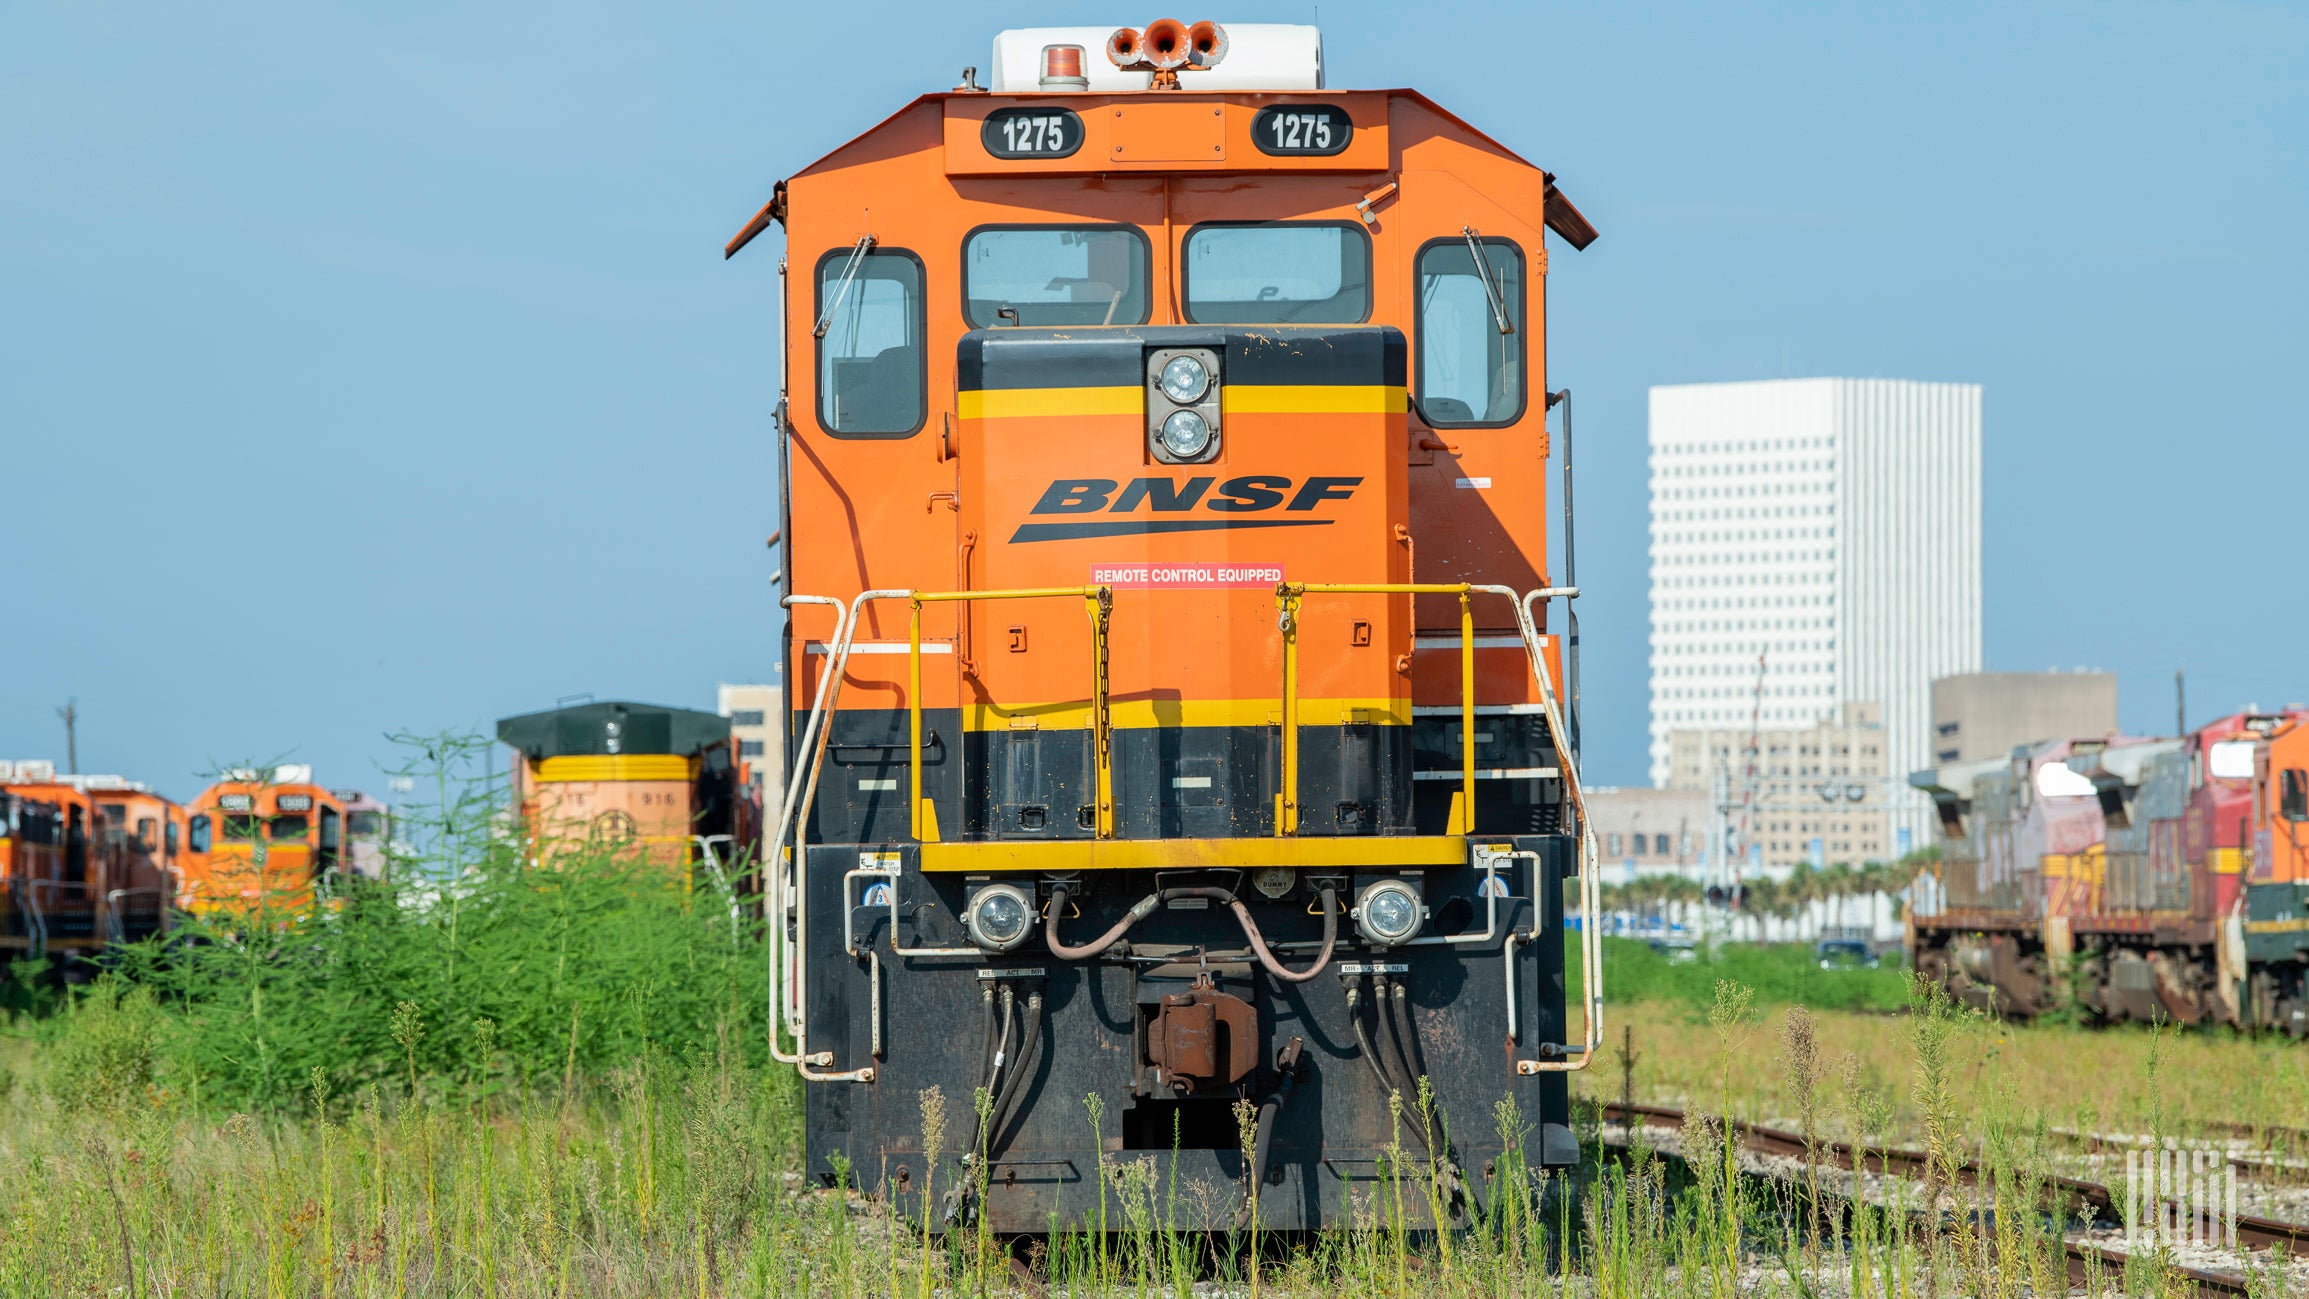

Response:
(1605, 1101), (2290, 1291)
(1604, 1100), (2118, 1222)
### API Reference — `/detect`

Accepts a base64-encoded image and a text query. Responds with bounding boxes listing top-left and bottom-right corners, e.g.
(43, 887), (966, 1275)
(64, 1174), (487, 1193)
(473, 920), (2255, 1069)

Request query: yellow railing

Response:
(886, 580), (1488, 842)
(904, 586), (1114, 841)
(1276, 582), (1479, 836)
(772, 578), (1603, 1081)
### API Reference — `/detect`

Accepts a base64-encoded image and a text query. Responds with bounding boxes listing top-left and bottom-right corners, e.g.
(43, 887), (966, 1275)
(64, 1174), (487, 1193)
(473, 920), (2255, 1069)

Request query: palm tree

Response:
(1820, 860), (1857, 932)
(1744, 875), (1781, 942)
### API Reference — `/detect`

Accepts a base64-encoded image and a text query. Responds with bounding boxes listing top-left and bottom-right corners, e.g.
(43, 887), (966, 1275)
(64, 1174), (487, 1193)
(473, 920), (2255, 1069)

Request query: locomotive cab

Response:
(734, 22), (1602, 1232)
(497, 699), (756, 874)
(180, 767), (351, 915)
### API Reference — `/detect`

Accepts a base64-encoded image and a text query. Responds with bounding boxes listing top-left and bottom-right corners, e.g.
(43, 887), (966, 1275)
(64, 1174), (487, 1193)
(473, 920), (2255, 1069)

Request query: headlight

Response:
(1158, 354), (1210, 404)
(1159, 410), (1212, 458)
(1354, 879), (1425, 947)
(963, 883), (1035, 953)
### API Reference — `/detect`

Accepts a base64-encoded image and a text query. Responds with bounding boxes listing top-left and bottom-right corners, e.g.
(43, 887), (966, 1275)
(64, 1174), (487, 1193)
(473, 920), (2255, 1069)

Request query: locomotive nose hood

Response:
(954, 324), (1413, 840)
(960, 324), (1405, 557)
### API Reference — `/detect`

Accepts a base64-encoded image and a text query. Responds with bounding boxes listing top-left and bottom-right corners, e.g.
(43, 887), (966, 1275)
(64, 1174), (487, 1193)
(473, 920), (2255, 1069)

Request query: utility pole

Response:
(1734, 652), (1767, 893)
(56, 699), (78, 774)
(2175, 667), (2186, 739)
(1619, 1023), (1638, 1120)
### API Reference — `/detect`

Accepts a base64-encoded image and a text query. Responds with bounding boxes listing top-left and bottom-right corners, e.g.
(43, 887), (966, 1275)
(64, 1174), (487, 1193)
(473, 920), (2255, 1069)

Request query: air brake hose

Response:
(1045, 884), (1337, 981)
(1348, 975), (1435, 1158)
(1373, 973), (1421, 1090)
(1387, 980), (1431, 1084)
(1231, 886), (1338, 983)
(1241, 1034), (1307, 1223)
(1044, 885), (1161, 959)
(1370, 973), (1421, 1103)
(948, 986), (1015, 1225)
(986, 989), (1044, 1151)
(1378, 974), (1472, 1221)
(970, 989), (1016, 1153)
(974, 984), (997, 1087)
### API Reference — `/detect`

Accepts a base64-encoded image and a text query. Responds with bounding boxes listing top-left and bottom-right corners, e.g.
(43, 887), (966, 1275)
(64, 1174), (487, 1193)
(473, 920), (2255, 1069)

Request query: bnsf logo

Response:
(1033, 476), (1361, 514)
(1012, 476), (1362, 543)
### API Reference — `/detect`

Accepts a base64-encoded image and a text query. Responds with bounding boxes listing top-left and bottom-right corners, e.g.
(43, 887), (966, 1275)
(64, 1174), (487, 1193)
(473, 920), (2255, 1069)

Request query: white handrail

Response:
(765, 593), (865, 1077)
(1493, 583), (1600, 1072)
(768, 588), (911, 1083)
(768, 582), (1600, 1083)
(765, 594), (846, 1065)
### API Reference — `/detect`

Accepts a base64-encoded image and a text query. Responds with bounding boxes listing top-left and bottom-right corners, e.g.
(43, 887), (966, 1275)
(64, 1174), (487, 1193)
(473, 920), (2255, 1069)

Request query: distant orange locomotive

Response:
(730, 21), (1603, 1231)
(1, 765), (180, 957)
(179, 768), (356, 914)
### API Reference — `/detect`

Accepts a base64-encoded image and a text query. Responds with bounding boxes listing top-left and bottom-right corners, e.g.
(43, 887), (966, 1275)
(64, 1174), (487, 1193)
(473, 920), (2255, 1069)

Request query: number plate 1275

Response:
(983, 107), (1084, 160)
(1252, 104), (1353, 157)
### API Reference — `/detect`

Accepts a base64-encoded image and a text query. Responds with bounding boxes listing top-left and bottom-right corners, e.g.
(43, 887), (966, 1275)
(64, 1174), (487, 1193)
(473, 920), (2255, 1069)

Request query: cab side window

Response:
(816, 249), (927, 437)
(1415, 237), (1525, 427)
(2283, 769), (2309, 822)
(188, 814), (211, 853)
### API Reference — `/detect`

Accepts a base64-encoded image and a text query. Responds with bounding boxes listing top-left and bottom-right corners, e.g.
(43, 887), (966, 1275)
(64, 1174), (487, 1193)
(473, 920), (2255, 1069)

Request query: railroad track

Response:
(2200, 1118), (2309, 1147)
(2052, 1123), (2309, 1176)
(1602, 1101), (2118, 1222)
(1601, 1101), (2307, 1296)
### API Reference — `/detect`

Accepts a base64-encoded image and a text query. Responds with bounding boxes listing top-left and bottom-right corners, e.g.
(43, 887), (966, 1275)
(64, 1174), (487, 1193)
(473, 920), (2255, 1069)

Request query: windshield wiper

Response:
(812, 235), (878, 339)
(1462, 226), (1514, 335)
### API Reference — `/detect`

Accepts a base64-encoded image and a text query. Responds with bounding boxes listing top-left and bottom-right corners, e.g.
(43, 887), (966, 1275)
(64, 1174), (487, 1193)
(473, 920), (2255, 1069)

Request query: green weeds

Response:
(0, 736), (2292, 1294)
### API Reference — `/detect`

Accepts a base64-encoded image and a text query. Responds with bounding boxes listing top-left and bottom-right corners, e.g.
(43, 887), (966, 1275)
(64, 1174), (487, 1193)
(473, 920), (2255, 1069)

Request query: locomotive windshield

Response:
(964, 225), (1150, 328)
(1180, 221), (1370, 323)
(1417, 238), (1525, 425)
(815, 250), (925, 436)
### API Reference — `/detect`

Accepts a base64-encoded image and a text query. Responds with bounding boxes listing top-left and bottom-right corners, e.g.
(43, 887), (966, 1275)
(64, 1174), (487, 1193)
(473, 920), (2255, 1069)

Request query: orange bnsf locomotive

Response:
(1, 765), (181, 958)
(730, 21), (1602, 1230)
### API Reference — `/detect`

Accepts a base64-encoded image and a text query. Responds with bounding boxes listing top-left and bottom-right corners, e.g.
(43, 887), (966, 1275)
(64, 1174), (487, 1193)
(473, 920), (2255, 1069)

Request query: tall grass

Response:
(0, 736), (2300, 1293)
(72, 732), (769, 1113)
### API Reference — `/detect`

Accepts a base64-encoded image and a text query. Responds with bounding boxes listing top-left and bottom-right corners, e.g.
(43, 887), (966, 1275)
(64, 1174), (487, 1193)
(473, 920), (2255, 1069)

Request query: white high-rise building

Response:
(1647, 379), (1981, 846)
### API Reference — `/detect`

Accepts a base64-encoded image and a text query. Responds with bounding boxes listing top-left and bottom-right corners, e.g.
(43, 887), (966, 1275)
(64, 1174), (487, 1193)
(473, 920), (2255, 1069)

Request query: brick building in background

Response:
(1664, 701), (1893, 867)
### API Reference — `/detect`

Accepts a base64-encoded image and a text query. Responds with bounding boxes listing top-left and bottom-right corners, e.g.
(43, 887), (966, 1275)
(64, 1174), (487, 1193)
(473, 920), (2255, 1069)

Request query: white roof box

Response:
(63, 774), (149, 793)
(225, 763), (314, 785)
(989, 24), (1322, 93)
(3, 759), (57, 784)
(2094, 738), (2184, 786)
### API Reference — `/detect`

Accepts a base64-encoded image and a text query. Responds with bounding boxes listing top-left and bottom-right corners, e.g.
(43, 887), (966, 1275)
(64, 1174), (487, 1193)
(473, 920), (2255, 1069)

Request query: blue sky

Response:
(5, 1), (2304, 800)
